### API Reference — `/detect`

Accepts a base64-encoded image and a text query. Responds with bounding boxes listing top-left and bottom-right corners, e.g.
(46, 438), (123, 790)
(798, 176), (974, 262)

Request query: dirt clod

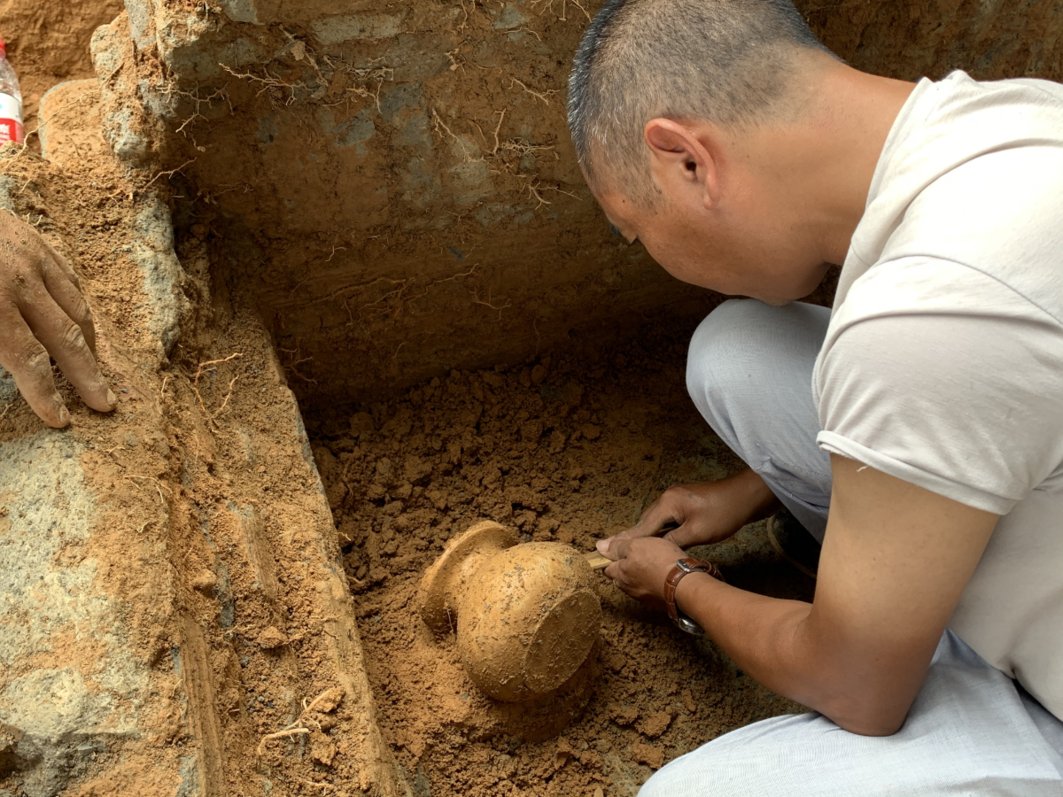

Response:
(309, 730), (338, 767)
(630, 742), (665, 770)
(255, 626), (288, 651)
(190, 569), (217, 593)
(637, 712), (674, 739)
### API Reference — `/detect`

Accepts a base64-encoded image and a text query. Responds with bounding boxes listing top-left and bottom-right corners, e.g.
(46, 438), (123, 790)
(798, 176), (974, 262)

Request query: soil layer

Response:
(0, 0), (123, 137)
(310, 326), (812, 797)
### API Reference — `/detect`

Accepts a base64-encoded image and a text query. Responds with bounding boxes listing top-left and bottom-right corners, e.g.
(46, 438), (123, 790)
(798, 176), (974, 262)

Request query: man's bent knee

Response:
(685, 299), (784, 428)
(685, 299), (831, 473)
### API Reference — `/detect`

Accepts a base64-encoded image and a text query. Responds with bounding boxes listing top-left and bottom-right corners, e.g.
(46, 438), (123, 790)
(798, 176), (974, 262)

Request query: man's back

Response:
(815, 70), (1063, 719)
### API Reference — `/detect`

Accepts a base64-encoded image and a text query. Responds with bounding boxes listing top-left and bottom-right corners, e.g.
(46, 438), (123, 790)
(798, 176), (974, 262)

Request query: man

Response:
(0, 211), (113, 427)
(569, 0), (1063, 793)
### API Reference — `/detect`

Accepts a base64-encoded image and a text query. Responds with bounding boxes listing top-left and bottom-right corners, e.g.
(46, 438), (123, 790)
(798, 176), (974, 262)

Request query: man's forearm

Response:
(635, 457), (998, 738)
(674, 575), (914, 735)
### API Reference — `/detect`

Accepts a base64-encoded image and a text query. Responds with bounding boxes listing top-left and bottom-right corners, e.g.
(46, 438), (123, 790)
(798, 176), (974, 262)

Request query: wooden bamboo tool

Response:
(584, 551), (612, 571)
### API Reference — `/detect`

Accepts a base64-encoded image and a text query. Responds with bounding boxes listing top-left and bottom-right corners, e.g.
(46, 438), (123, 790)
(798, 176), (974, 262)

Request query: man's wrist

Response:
(663, 557), (722, 634)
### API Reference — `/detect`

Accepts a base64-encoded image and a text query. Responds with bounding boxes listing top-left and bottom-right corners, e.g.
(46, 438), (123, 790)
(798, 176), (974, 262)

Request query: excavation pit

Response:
(1, 0), (1059, 794)
(305, 327), (811, 794)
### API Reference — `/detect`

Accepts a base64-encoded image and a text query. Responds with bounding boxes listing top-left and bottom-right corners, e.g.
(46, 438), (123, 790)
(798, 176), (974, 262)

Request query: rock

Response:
(0, 436), (152, 795)
(0, 723), (32, 777)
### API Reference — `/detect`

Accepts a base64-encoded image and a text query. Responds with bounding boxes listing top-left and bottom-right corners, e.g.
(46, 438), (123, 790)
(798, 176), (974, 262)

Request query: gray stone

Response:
(155, 7), (269, 84)
(0, 434), (148, 797)
(130, 198), (186, 357)
(89, 21), (122, 79)
(0, 722), (39, 778)
(378, 83), (423, 124)
(401, 158), (442, 211)
(1, 670), (121, 744)
(449, 158), (493, 207)
(90, 22), (155, 167)
(138, 78), (179, 124)
(338, 111), (376, 153)
(389, 34), (452, 83)
(124, 0), (157, 51)
(176, 754), (200, 797)
(493, 4), (529, 31)
(108, 106), (151, 163)
(214, 0), (263, 24)
(315, 106), (376, 155)
(0, 175), (18, 214)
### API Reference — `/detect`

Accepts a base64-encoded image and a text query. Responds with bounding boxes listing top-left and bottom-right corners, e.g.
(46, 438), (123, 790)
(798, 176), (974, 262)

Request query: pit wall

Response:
(1, 83), (408, 797)
(88, 0), (1062, 410)
(90, 0), (702, 413)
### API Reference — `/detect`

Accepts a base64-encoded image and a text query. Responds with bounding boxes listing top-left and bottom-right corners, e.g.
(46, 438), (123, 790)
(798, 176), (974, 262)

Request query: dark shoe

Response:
(766, 510), (820, 579)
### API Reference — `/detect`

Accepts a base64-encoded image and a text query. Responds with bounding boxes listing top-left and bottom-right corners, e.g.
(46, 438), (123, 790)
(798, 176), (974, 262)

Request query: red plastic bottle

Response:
(0, 39), (23, 144)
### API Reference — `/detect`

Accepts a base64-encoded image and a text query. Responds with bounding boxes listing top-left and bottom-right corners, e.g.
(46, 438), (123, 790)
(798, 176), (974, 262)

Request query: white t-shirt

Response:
(813, 71), (1063, 720)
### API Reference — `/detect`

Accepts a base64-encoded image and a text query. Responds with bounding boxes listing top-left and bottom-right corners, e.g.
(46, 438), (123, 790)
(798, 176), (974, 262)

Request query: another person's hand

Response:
(0, 213), (114, 427)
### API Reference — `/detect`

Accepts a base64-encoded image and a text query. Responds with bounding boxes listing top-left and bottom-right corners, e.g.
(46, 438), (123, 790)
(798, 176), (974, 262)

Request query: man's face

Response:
(592, 171), (830, 305)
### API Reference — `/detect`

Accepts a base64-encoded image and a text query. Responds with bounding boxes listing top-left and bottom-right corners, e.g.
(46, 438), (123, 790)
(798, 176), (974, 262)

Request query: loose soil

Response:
(4, 0), (1061, 794)
(309, 327), (812, 797)
(0, 0), (123, 138)
(0, 132), (406, 796)
(2, 2), (815, 795)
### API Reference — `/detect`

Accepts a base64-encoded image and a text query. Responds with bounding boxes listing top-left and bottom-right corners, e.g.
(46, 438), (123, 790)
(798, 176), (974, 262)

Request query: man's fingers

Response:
(20, 291), (114, 413)
(661, 523), (698, 548)
(40, 254), (98, 355)
(616, 506), (677, 542)
(0, 306), (69, 427)
(609, 536), (631, 561)
(38, 236), (82, 288)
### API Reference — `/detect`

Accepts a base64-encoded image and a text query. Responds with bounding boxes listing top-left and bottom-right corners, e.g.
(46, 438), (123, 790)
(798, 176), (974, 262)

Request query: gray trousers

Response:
(641, 299), (1063, 796)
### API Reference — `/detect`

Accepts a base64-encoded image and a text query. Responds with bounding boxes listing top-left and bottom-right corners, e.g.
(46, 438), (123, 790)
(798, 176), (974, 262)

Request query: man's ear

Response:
(644, 118), (720, 208)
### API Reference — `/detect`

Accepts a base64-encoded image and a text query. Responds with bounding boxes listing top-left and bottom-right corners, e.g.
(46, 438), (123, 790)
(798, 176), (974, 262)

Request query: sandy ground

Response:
(6, 0), (1061, 793)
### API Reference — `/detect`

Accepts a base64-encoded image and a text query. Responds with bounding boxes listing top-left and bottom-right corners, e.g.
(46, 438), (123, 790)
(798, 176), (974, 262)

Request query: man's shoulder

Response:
(832, 255), (1063, 333)
(926, 70), (1063, 135)
(843, 71), (1063, 325)
(850, 70), (1063, 294)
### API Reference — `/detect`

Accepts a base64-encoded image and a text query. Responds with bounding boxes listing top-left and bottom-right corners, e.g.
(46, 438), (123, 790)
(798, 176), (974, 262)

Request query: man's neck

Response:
(751, 60), (918, 266)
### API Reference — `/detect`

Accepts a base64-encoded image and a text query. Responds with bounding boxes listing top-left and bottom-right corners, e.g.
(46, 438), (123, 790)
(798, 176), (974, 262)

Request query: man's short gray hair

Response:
(568, 0), (830, 199)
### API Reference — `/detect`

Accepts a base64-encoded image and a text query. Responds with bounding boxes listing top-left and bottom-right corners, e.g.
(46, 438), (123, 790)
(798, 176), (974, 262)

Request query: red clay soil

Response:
(310, 326), (812, 796)
(0, 0), (123, 136)
(1, 3), (814, 794)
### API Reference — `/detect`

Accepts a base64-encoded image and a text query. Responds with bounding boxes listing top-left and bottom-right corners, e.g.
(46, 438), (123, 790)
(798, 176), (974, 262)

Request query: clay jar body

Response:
(419, 521), (602, 702)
